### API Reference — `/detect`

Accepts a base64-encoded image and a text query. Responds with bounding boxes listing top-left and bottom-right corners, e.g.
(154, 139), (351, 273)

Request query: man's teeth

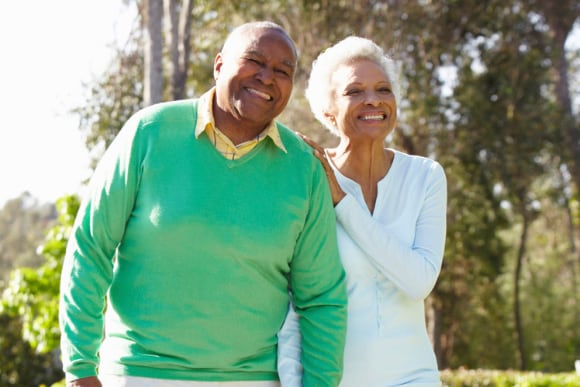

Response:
(248, 88), (273, 101)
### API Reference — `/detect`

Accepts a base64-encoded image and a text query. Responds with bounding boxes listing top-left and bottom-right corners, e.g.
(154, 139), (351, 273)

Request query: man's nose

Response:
(256, 66), (274, 84)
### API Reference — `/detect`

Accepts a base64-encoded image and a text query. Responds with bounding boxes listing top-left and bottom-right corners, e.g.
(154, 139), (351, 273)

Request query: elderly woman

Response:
(278, 36), (447, 387)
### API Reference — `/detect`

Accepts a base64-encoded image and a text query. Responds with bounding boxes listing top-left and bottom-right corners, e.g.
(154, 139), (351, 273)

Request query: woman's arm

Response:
(277, 303), (303, 387)
(336, 163), (447, 300)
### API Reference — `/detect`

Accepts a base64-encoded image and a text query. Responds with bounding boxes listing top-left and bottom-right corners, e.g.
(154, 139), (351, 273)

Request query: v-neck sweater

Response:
(59, 98), (347, 385)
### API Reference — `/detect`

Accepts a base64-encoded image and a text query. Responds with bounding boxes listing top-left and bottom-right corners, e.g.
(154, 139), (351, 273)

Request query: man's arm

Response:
(289, 159), (347, 386)
(59, 113), (144, 380)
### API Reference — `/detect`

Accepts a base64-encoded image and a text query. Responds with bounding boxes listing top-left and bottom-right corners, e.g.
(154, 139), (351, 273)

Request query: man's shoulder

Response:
(275, 122), (313, 155)
(135, 99), (198, 124)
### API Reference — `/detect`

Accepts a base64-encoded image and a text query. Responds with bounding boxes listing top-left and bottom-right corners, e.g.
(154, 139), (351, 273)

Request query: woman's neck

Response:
(328, 138), (393, 213)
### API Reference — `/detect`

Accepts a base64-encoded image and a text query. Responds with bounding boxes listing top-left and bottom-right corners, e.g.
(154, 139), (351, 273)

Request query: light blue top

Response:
(278, 149), (447, 387)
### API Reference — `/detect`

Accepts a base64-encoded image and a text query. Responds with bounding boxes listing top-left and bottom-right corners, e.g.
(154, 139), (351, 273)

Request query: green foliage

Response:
(441, 369), (580, 387)
(73, 45), (144, 168)
(0, 192), (57, 287)
(497, 194), (580, 372)
(0, 313), (63, 386)
(0, 195), (80, 355)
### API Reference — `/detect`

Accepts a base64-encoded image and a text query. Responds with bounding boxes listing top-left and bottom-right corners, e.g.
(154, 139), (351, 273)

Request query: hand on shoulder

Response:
(296, 132), (346, 206)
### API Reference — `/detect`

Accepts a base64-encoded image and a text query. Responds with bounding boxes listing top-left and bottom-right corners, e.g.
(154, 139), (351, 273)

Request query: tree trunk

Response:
(538, 3), (580, 248)
(144, 0), (164, 106)
(426, 296), (446, 369)
(514, 207), (529, 370)
(165, 0), (194, 100)
(542, 3), (580, 361)
(561, 167), (580, 359)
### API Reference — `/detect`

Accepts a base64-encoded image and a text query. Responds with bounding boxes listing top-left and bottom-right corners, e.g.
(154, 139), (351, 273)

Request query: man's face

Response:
(213, 27), (297, 133)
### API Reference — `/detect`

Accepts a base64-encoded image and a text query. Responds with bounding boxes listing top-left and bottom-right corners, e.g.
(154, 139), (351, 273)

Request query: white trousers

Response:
(99, 375), (281, 387)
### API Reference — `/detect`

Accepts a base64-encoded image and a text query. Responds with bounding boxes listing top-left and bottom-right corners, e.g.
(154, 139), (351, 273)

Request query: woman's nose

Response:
(365, 91), (382, 106)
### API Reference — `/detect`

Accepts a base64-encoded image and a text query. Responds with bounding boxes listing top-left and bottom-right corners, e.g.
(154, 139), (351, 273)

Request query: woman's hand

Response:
(297, 132), (346, 206)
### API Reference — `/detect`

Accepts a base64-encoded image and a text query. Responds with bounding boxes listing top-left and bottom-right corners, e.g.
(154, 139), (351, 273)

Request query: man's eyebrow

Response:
(282, 60), (296, 70)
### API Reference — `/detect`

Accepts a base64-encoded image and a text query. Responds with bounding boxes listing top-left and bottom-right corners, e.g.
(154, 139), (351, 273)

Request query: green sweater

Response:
(59, 98), (347, 385)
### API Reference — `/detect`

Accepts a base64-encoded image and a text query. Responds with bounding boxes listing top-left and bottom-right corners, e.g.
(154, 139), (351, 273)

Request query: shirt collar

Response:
(194, 87), (287, 153)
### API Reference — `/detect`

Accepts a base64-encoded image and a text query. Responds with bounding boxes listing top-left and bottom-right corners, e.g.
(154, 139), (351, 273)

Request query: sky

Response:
(0, 3), (578, 208)
(0, 1), (135, 206)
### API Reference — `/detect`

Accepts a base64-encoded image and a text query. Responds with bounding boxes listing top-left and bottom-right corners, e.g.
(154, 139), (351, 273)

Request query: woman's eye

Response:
(345, 89), (361, 96)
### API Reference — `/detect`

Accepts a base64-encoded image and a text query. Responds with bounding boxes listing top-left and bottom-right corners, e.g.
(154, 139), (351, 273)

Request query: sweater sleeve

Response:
(288, 160), (348, 387)
(58, 113), (145, 380)
(335, 162), (447, 301)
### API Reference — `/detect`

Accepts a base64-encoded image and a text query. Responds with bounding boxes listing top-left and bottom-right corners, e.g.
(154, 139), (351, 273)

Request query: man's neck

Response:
(212, 100), (268, 146)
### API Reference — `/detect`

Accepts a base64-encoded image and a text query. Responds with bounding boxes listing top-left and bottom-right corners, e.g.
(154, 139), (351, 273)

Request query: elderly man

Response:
(59, 21), (347, 387)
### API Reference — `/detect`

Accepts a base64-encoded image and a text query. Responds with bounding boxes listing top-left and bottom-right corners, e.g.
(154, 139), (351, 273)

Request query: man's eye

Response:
(275, 68), (290, 77)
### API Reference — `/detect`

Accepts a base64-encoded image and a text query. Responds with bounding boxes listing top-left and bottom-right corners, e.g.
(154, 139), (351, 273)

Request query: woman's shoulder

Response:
(391, 148), (440, 166)
(390, 148), (446, 180)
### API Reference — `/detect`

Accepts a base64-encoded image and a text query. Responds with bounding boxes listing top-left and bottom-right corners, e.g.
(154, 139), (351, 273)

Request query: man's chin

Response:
(237, 105), (279, 126)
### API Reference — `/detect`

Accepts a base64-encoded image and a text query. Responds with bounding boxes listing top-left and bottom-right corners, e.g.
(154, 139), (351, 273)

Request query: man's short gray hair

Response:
(305, 36), (399, 135)
(222, 21), (297, 59)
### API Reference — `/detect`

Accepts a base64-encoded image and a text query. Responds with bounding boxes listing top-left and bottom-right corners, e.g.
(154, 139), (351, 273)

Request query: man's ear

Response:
(214, 53), (223, 81)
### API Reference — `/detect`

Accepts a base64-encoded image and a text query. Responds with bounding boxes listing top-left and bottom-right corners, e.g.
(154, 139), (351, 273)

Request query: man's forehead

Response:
(223, 27), (296, 62)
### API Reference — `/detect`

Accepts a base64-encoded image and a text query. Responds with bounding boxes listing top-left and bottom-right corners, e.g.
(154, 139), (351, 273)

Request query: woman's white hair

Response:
(305, 36), (400, 135)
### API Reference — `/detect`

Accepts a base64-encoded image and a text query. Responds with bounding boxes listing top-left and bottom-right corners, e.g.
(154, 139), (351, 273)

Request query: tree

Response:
(0, 313), (63, 386)
(0, 192), (56, 288)
(144, 0), (164, 105)
(0, 195), (78, 384)
(165, 0), (194, 100)
(535, 1), (580, 195)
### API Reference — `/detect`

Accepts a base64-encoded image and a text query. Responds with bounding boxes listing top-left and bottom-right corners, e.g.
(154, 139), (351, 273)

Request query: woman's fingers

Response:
(296, 132), (325, 156)
(295, 132), (345, 206)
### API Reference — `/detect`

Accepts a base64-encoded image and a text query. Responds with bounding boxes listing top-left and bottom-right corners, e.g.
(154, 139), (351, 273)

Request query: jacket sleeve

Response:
(58, 113), (145, 381)
(335, 162), (447, 301)
(288, 160), (347, 387)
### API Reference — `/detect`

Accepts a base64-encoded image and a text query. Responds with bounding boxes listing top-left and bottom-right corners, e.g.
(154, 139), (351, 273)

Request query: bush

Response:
(441, 369), (580, 386)
(0, 313), (63, 387)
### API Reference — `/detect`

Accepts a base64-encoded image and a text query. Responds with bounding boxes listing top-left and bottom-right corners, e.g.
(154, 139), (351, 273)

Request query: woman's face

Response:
(325, 59), (397, 141)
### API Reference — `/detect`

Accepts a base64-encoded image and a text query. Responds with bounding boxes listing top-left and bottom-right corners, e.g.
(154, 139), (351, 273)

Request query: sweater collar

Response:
(194, 87), (287, 153)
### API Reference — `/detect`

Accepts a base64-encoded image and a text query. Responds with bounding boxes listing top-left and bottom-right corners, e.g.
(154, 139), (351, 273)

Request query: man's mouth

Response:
(246, 87), (273, 101)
